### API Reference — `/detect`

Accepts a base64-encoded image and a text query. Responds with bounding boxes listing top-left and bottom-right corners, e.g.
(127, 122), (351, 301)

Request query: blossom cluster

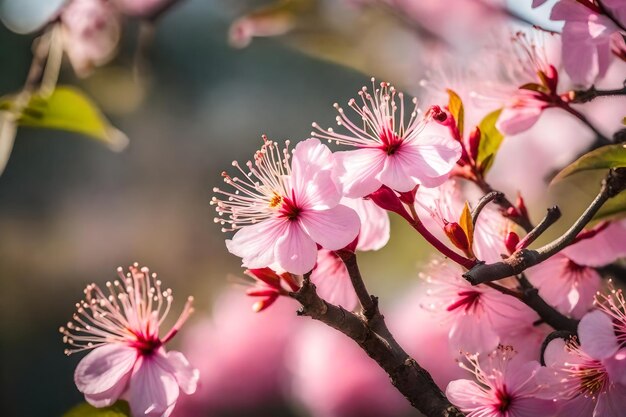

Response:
(53, 0), (626, 416)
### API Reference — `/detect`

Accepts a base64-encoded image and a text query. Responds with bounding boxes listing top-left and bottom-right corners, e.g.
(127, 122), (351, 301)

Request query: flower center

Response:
(379, 127), (402, 155)
(269, 193), (283, 208)
(131, 335), (162, 356)
(279, 194), (301, 221)
(577, 363), (608, 396)
(446, 290), (481, 313)
(495, 387), (512, 412)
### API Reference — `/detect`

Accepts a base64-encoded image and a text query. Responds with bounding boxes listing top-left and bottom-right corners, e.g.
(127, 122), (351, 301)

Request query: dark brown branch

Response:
(464, 168), (626, 285)
(516, 206), (561, 249)
(290, 277), (463, 417)
(571, 83), (626, 103)
(336, 250), (377, 319)
(471, 191), (503, 226)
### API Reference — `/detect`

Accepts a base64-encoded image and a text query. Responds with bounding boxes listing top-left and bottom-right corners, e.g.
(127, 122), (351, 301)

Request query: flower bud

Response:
(504, 231), (520, 254)
(468, 126), (481, 162)
(367, 185), (412, 222)
(427, 105), (448, 123)
(444, 222), (470, 252)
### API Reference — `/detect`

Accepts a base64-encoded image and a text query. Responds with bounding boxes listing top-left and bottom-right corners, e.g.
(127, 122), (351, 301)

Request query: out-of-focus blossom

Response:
(312, 79), (461, 197)
(310, 249), (357, 309)
(60, 264), (198, 417)
(288, 320), (410, 417)
(546, 0), (626, 86)
(578, 287), (626, 384)
(540, 336), (626, 416)
(525, 253), (601, 319)
(560, 220), (626, 267)
(447, 346), (557, 417)
(422, 259), (538, 354)
(212, 137), (360, 275)
(60, 0), (122, 77)
(389, 285), (466, 389)
(174, 290), (300, 416)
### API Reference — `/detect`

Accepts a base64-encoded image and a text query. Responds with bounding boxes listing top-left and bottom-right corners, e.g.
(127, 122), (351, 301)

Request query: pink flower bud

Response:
(468, 126), (481, 162)
(428, 105), (448, 123)
(367, 185), (412, 222)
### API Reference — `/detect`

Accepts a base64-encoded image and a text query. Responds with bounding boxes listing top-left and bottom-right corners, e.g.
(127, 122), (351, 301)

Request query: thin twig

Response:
(471, 191), (503, 226)
(475, 179), (534, 232)
(571, 83), (626, 103)
(516, 206), (561, 250)
(464, 168), (626, 285)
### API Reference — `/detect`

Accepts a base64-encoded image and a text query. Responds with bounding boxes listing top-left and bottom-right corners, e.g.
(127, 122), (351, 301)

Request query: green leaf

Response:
(476, 109), (504, 175)
(446, 89), (464, 138)
(63, 401), (131, 417)
(552, 144), (626, 183)
(4, 86), (128, 151)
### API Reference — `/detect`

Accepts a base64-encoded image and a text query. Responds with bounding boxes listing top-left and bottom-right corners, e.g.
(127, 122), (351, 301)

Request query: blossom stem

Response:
(407, 204), (477, 270)
(336, 250), (377, 319)
(464, 168), (626, 284)
(291, 276), (464, 417)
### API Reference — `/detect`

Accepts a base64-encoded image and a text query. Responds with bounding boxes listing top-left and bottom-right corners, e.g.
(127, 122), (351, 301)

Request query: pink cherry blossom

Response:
(288, 320), (410, 417)
(212, 137), (360, 275)
(560, 220), (626, 267)
(311, 79), (461, 197)
(60, 0), (122, 77)
(525, 253), (601, 319)
(341, 196), (390, 251)
(447, 346), (557, 417)
(540, 336), (626, 417)
(60, 264), (198, 417)
(173, 290), (300, 416)
(422, 259), (538, 354)
(550, 0), (626, 86)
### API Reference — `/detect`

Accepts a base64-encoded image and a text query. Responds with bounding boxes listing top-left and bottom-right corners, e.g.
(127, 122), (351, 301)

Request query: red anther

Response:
(516, 193), (529, 220)
(428, 105), (448, 123)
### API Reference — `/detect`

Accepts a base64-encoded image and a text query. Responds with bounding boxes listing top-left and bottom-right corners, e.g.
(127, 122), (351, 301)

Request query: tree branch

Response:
(516, 206), (561, 250)
(475, 179), (534, 232)
(471, 191), (503, 226)
(290, 276), (464, 417)
(464, 168), (626, 285)
(571, 83), (626, 103)
(336, 250), (377, 319)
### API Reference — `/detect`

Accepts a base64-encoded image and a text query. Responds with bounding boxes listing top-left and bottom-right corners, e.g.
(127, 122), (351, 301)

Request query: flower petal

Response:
(310, 249), (358, 310)
(579, 310), (619, 360)
(75, 344), (137, 396)
(334, 148), (386, 198)
(129, 354), (180, 417)
(401, 135), (461, 187)
(165, 351), (199, 395)
(341, 197), (390, 251)
(290, 138), (341, 208)
(275, 221), (318, 274)
(299, 205), (360, 251)
(226, 218), (289, 269)
(446, 379), (489, 411)
(497, 105), (542, 136)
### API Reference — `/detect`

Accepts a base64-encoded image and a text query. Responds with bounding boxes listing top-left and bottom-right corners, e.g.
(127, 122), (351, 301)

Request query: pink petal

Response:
(445, 379), (488, 410)
(275, 221), (318, 274)
(448, 312), (500, 354)
(595, 384), (626, 417)
(75, 344), (137, 396)
(334, 148), (386, 198)
(551, 1), (596, 22)
(602, 0), (626, 25)
(510, 396), (558, 417)
(543, 338), (571, 368)
(341, 197), (390, 251)
(603, 348), (626, 385)
(165, 351), (199, 395)
(497, 105), (542, 136)
(379, 150), (420, 192)
(555, 394), (596, 417)
(225, 218), (289, 269)
(129, 353), (180, 417)
(531, 0), (549, 7)
(290, 139), (341, 209)
(399, 136), (461, 188)
(561, 26), (601, 86)
(503, 359), (540, 397)
(299, 205), (360, 251)
(310, 249), (358, 310)
(562, 220), (626, 267)
(84, 381), (130, 408)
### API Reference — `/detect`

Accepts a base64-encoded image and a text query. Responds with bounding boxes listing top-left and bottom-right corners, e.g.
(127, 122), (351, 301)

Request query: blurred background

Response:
(0, 1), (624, 416)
